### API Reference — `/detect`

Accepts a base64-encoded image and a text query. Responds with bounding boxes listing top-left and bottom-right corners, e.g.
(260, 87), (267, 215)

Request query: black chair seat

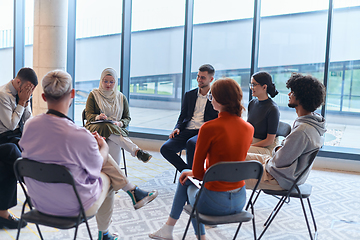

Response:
(181, 161), (263, 240)
(262, 183), (312, 198)
(14, 158), (94, 240)
(183, 204), (253, 225)
(256, 150), (319, 240)
(22, 210), (93, 229)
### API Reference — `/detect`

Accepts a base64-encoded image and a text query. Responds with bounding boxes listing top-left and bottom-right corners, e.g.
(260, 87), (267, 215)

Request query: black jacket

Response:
(175, 88), (218, 131)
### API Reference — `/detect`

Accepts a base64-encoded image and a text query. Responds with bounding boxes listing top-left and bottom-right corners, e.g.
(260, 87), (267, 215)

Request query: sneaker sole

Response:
(134, 190), (158, 210)
(141, 155), (152, 163)
(148, 233), (173, 240)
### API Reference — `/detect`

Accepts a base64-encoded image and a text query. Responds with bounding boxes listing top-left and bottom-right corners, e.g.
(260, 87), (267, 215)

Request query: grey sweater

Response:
(266, 113), (326, 190)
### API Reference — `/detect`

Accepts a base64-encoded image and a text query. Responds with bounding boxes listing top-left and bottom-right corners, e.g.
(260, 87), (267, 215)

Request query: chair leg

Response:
(258, 196), (288, 240)
(299, 197), (317, 240)
(121, 148), (127, 177)
(182, 214), (192, 240)
(307, 198), (318, 239)
(173, 170), (178, 183)
(253, 190), (262, 205)
(34, 224), (44, 240)
(73, 225), (79, 240)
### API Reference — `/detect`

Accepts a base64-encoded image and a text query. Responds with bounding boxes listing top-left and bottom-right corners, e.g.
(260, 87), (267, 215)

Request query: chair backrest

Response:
(293, 149), (319, 184)
(14, 158), (75, 185)
(276, 121), (291, 137)
(82, 109), (86, 127)
(203, 161), (263, 185)
(13, 157), (86, 215)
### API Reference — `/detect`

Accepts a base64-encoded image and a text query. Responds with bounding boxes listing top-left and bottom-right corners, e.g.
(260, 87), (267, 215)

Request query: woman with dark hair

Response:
(149, 78), (254, 240)
(247, 72), (280, 155)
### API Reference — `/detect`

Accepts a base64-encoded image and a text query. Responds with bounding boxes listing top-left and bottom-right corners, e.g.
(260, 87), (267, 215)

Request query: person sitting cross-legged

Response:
(19, 70), (158, 240)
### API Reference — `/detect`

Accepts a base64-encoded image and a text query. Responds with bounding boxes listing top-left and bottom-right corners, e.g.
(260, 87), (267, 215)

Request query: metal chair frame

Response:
(256, 150), (320, 240)
(13, 158), (94, 240)
(182, 160), (263, 240)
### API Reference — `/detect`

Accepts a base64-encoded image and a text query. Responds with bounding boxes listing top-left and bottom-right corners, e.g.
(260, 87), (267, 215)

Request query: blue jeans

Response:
(169, 170), (246, 236)
(160, 129), (198, 172)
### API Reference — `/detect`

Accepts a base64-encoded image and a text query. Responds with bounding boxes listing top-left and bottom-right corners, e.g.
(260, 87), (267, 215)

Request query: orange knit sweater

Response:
(192, 111), (254, 191)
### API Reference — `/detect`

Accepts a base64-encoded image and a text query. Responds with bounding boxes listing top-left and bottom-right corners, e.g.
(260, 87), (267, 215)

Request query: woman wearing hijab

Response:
(85, 68), (152, 163)
(247, 71), (280, 155)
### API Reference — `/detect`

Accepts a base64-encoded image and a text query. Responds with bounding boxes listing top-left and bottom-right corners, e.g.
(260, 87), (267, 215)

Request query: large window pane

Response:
(129, 0), (185, 132)
(0, 0), (14, 84)
(258, 0), (328, 136)
(191, 0), (254, 103)
(24, 0), (34, 68)
(325, 1), (360, 149)
(74, 0), (122, 124)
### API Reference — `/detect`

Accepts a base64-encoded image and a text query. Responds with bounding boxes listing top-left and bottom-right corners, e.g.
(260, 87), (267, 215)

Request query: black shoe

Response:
(126, 186), (158, 210)
(0, 213), (27, 229)
(136, 150), (152, 163)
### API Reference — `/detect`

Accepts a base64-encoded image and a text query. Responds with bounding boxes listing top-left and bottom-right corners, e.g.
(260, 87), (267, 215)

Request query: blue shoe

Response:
(98, 231), (118, 240)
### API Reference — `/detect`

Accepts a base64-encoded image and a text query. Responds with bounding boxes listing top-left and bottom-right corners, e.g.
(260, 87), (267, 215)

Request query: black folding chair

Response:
(13, 158), (94, 240)
(182, 160), (263, 240)
(276, 121), (291, 138)
(173, 151), (183, 183)
(82, 109), (127, 176)
(257, 149), (320, 240)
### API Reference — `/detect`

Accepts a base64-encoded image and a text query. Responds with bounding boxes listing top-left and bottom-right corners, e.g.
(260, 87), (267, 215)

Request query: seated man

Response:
(0, 143), (26, 229)
(0, 67), (37, 145)
(161, 64), (218, 172)
(246, 73), (326, 190)
(19, 70), (158, 240)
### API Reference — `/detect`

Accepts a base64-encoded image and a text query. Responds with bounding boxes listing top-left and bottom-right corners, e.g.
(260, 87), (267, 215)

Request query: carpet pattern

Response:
(4, 168), (360, 240)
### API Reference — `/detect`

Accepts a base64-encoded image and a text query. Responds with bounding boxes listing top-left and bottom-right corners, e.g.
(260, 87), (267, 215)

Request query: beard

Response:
(288, 103), (298, 108)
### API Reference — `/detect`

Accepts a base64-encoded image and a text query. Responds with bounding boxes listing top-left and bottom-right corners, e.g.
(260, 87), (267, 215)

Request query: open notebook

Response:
(188, 176), (202, 189)
(90, 120), (115, 124)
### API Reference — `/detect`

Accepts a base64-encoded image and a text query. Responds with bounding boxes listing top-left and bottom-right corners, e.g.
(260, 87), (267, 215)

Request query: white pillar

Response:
(32, 0), (68, 115)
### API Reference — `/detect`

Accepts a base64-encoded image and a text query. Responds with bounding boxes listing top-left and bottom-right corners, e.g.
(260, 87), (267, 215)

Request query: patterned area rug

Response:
(9, 169), (360, 240)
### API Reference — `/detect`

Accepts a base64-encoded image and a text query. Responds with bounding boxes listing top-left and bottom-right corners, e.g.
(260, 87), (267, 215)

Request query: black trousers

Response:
(0, 143), (22, 210)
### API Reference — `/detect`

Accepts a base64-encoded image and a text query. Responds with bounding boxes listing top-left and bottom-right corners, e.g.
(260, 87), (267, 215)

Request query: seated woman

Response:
(85, 68), (151, 163)
(149, 78), (254, 240)
(247, 71), (280, 156)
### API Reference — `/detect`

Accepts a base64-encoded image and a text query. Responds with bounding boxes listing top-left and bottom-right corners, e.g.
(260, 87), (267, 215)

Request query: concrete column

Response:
(32, 0), (68, 115)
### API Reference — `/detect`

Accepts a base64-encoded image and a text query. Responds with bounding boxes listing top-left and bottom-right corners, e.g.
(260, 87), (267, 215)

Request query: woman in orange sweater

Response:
(149, 78), (254, 240)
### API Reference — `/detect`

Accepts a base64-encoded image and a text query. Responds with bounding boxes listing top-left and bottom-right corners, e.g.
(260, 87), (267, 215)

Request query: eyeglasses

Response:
(249, 83), (260, 89)
(207, 93), (213, 101)
(103, 80), (115, 84)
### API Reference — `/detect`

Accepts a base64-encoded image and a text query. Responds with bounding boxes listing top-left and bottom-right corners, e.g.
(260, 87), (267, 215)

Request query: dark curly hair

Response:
(286, 73), (326, 112)
(211, 78), (245, 117)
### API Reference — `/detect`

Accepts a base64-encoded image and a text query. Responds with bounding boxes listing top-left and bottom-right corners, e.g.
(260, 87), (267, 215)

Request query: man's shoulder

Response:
(0, 84), (10, 100)
(185, 88), (198, 95)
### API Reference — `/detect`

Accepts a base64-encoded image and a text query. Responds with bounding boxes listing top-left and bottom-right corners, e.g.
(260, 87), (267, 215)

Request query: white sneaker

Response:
(149, 225), (173, 240)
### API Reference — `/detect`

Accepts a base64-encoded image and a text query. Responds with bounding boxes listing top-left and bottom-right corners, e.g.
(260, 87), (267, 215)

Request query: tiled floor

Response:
(2, 150), (360, 240)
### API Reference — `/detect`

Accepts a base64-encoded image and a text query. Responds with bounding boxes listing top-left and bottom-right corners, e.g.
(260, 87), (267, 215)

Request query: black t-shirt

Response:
(247, 98), (280, 140)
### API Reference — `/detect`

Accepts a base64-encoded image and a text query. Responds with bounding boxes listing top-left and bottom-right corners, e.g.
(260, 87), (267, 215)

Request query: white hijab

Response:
(91, 68), (123, 121)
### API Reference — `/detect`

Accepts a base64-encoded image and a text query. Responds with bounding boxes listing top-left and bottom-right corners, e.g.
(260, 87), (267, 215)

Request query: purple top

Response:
(19, 114), (103, 216)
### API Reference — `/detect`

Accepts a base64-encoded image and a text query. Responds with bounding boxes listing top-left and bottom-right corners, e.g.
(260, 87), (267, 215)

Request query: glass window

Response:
(0, 0), (14, 84)
(258, 0), (328, 132)
(191, 0), (254, 104)
(25, 0), (34, 68)
(74, 0), (122, 124)
(129, 0), (185, 132)
(325, 0), (360, 149)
